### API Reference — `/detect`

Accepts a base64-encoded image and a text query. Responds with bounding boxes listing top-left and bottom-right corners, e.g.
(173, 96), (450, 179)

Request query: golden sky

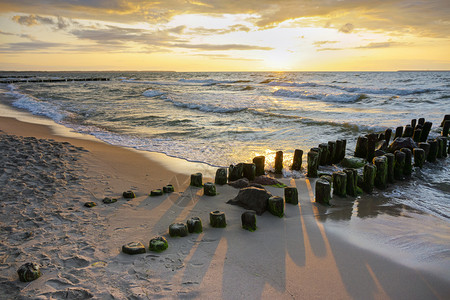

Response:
(0, 0), (449, 71)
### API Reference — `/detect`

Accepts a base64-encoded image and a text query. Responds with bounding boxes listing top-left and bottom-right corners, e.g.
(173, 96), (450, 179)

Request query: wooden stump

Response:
(274, 151), (283, 174)
(190, 173), (203, 187)
(215, 168), (228, 185)
(122, 191), (136, 199)
(241, 211), (257, 231)
(268, 196), (284, 218)
(187, 217), (203, 233)
(373, 156), (388, 189)
(149, 236), (169, 252)
(344, 168), (358, 197)
(443, 138), (448, 158)
(327, 141), (336, 164)
(395, 126), (403, 140)
(150, 189), (163, 196)
(411, 119), (417, 128)
(307, 151), (319, 178)
(229, 163), (244, 181)
(436, 138), (444, 158)
(367, 133), (378, 162)
(427, 139), (438, 162)
(443, 120), (450, 137)
(385, 153), (395, 184)
(418, 142), (430, 157)
(384, 128), (392, 144)
(354, 136), (368, 159)
(335, 139), (345, 163)
(243, 163), (256, 181)
(318, 143), (329, 166)
(363, 164), (377, 194)
(400, 148), (412, 177)
(163, 184), (175, 193)
(413, 129), (422, 143)
(291, 149), (303, 170)
(413, 148), (425, 168)
(315, 179), (331, 205)
(122, 242), (146, 255)
(420, 121), (432, 142)
(441, 114), (450, 127)
(418, 117), (425, 126)
(403, 125), (414, 138)
(253, 156), (265, 176)
(332, 171), (347, 197)
(394, 150), (406, 180)
(284, 186), (298, 205)
(210, 211), (227, 228)
(203, 182), (217, 196)
(17, 263), (41, 282)
(169, 223), (188, 237)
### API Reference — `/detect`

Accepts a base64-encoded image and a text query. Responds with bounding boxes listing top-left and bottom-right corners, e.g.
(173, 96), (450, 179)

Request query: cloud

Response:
(339, 23), (354, 33)
(0, 41), (65, 53)
(12, 14), (75, 30)
(188, 24), (252, 35)
(313, 40), (338, 47)
(357, 41), (403, 49)
(172, 43), (273, 50)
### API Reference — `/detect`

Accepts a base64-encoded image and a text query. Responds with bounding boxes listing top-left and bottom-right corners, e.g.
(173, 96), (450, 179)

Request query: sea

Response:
(1, 71), (449, 276)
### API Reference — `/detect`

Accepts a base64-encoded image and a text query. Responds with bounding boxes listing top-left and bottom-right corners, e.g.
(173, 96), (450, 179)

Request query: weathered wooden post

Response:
(385, 128), (392, 144)
(190, 173), (203, 187)
(318, 144), (329, 166)
(327, 141), (336, 164)
(241, 211), (257, 231)
(403, 125), (414, 138)
(418, 142), (430, 157)
(418, 117), (425, 126)
(210, 211), (227, 228)
(243, 163), (256, 181)
(367, 133), (378, 162)
(187, 217), (203, 233)
(274, 151), (283, 174)
(335, 139), (346, 163)
(332, 171), (347, 197)
(394, 150), (406, 180)
(17, 263), (42, 282)
(401, 148), (412, 177)
(122, 242), (146, 255)
(354, 136), (368, 159)
(441, 115), (450, 127)
(291, 149), (303, 170)
(253, 156), (265, 176)
(307, 151), (319, 178)
(413, 129), (422, 143)
(373, 156), (388, 189)
(203, 182), (217, 196)
(443, 138), (448, 158)
(413, 148), (426, 168)
(268, 196), (284, 217)
(420, 122), (432, 142)
(436, 138), (444, 158)
(229, 163), (244, 181)
(215, 168), (228, 185)
(427, 139), (438, 162)
(442, 120), (450, 137)
(284, 186), (298, 205)
(395, 126), (404, 139)
(363, 164), (377, 194)
(385, 153), (395, 184)
(169, 223), (188, 237)
(411, 119), (417, 129)
(315, 179), (331, 205)
(344, 168), (358, 197)
(149, 236), (169, 252)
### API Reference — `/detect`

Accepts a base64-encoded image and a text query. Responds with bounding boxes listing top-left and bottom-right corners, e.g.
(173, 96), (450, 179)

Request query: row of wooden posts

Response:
(0, 77), (110, 84)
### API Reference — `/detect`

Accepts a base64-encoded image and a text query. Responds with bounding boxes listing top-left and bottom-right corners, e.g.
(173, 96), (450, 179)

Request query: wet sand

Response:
(0, 105), (449, 299)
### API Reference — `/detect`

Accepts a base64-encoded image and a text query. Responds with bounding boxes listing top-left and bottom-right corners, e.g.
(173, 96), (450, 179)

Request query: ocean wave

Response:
(163, 97), (247, 113)
(273, 89), (366, 103)
(121, 79), (179, 85)
(268, 81), (318, 87)
(142, 89), (166, 97)
(338, 86), (439, 95)
(178, 78), (251, 86)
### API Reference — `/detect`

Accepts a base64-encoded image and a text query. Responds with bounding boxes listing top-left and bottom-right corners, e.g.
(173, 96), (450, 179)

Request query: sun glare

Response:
(264, 49), (296, 70)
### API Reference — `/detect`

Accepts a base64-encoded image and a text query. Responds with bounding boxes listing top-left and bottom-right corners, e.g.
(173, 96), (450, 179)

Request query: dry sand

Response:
(0, 112), (449, 299)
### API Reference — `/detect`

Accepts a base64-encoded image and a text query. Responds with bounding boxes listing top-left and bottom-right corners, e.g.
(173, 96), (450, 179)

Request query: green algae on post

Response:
(122, 241), (146, 255)
(413, 148), (426, 168)
(210, 211), (227, 228)
(163, 184), (175, 193)
(17, 262), (41, 282)
(268, 196), (284, 218)
(190, 173), (203, 187)
(215, 168), (228, 185)
(373, 156), (388, 189)
(344, 168), (358, 197)
(203, 182), (217, 196)
(284, 186), (298, 205)
(394, 150), (406, 180)
(363, 164), (376, 194)
(315, 179), (331, 205)
(307, 150), (319, 178)
(241, 210), (257, 231)
(332, 171), (347, 197)
(149, 236), (168, 252)
(122, 190), (136, 199)
(169, 223), (188, 237)
(187, 217), (203, 233)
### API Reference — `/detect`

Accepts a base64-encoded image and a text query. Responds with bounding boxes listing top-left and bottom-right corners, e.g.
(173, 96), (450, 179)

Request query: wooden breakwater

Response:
(0, 77), (110, 84)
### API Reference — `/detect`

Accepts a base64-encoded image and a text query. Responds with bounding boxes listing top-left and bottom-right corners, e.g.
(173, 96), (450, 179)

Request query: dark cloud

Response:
(339, 23), (354, 33)
(12, 14), (75, 30)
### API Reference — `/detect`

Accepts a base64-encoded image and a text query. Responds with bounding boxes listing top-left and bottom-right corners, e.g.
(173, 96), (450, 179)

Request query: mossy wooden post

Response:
(215, 168), (228, 185)
(203, 182), (216, 196)
(311, 147), (321, 163)
(427, 139), (438, 162)
(441, 115), (450, 127)
(169, 223), (188, 237)
(291, 149), (303, 170)
(17, 263), (41, 282)
(228, 163), (244, 181)
(190, 173), (203, 187)
(149, 236), (168, 252)
(268, 196), (284, 217)
(318, 144), (329, 166)
(367, 133), (378, 162)
(274, 151), (283, 174)
(341, 139), (347, 161)
(400, 148), (412, 177)
(395, 126), (403, 140)
(122, 242), (146, 255)
(385, 153), (395, 184)
(187, 217), (203, 233)
(363, 164), (376, 194)
(307, 150), (319, 178)
(335, 140), (345, 163)
(394, 150), (406, 180)
(413, 148), (425, 168)
(403, 125), (414, 138)
(436, 138), (444, 158)
(418, 142), (430, 158)
(315, 179), (331, 205)
(373, 156), (388, 189)
(243, 163), (256, 181)
(413, 129), (422, 143)
(241, 211), (257, 231)
(420, 121), (432, 142)
(332, 171), (347, 197)
(344, 168), (358, 197)
(327, 141), (336, 164)
(411, 119), (417, 129)
(354, 136), (368, 159)
(210, 211), (226, 228)
(253, 156), (265, 176)
(443, 138), (448, 158)
(418, 117), (425, 126)
(384, 128), (392, 145)
(443, 121), (450, 137)
(284, 186), (298, 205)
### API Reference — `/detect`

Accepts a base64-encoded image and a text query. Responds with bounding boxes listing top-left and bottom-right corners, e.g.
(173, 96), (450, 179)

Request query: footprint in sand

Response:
(62, 256), (90, 268)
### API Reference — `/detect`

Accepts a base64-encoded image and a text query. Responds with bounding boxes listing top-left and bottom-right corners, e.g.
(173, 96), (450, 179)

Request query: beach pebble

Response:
(150, 189), (163, 196)
(388, 137), (418, 153)
(227, 186), (272, 215)
(163, 184), (174, 193)
(241, 211), (257, 231)
(210, 211), (227, 228)
(17, 262), (42, 282)
(268, 196), (284, 218)
(186, 217), (203, 233)
(102, 197), (117, 204)
(149, 236), (168, 252)
(122, 191), (136, 199)
(122, 241), (146, 255)
(84, 202), (97, 208)
(169, 223), (188, 237)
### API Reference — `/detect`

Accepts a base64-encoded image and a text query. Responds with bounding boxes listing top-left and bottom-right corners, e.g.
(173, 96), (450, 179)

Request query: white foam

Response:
(273, 89), (364, 103)
(142, 89), (166, 97)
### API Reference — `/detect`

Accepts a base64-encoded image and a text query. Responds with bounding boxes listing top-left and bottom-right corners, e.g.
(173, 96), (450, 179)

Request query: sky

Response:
(0, 0), (449, 71)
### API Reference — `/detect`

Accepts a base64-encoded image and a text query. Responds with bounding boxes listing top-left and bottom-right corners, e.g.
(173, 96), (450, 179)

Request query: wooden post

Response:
(443, 120), (450, 137)
(190, 173), (203, 187)
(241, 211), (257, 231)
(394, 150), (405, 180)
(187, 217), (203, 233)
(315, 179), (331, 205)
(401, 148), (412, 177)
(373, 156), (388, 189)
(243, 163), (256, 181)
(215, 168), (228, 185)
(363, 164), (377, 194)
(443, 138), (448, 158)
(210, 211), (227, 228)
(274, 151), (283, 174)
(284, 187), (298, 205)
(335, 139), (346, 163)
(367, 133), (378, 162)
(203, 182), (217, 196)
(427, 139), (438, 162)
(403, 125), (414, 138)
(385, 153), (395, 183)
(413, 148), (425, 168)
(332, 171), (347, 197)
(420, 121), (432, 142)
(384, 128), (392, 145)
(395, 126), (403, 140)
(418, 142), (430, 157)
(291, 149), (303, 170)
(344, 168), (358, 197)
(440, 114), (450, 127)
(354, 136), (368, 159)
(327, 141), (336, 164)
(228, 163), (244, 181)
(268, 196), (284, 218)
(318, 143), (329, 166)
(413, 129), (422, 143)
(307, 151), (319, 178)
(253, 156), (265, 176)
(411, 119), (417, 129)
(436, 138), (444, 158)
(418, 117), (425, 126)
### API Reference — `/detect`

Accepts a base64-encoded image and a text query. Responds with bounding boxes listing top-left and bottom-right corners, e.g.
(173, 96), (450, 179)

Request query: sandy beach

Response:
(1, 105), (449, 299)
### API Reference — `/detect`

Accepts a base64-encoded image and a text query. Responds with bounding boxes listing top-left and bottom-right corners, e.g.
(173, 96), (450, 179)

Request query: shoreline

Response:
(1, 101), (449, 298)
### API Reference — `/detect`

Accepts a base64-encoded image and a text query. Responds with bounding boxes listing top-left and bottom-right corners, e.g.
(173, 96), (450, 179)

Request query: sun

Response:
(264, 49), (296, 71)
